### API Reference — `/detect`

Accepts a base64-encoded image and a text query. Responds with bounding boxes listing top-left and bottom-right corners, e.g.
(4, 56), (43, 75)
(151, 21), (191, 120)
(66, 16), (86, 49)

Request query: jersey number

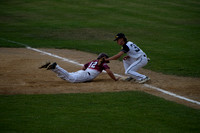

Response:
(89, 61), (98, 68)
(130, 44), (140, 52)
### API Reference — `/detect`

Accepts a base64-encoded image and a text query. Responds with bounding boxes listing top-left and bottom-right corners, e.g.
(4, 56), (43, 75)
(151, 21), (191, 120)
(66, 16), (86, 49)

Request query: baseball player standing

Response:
(106, 33), (150, 84)
(39, 53), (119, 83)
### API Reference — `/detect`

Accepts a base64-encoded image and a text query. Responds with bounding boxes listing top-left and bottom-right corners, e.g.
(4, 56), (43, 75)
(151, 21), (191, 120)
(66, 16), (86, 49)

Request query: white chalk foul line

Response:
(27, 47), (84, 67)
(1, 38), (200, 105)
(143, 84), (200, 105)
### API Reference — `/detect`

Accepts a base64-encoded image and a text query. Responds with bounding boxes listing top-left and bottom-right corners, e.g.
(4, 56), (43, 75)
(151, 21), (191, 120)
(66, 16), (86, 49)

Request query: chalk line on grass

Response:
(1, 38), (200, 105)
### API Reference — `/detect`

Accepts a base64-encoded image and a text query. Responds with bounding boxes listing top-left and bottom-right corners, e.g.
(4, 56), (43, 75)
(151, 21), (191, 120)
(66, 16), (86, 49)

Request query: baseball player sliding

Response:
(106, 33), (150, 84)
(39, 53), (119, 83)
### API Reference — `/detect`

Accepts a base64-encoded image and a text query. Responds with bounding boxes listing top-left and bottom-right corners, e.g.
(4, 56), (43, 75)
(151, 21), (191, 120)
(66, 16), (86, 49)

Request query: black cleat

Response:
(39, 62), (51, 69)
(47, 62), (57, 70)
(138, 77), (150, 84)
(125, 77), (134, 81)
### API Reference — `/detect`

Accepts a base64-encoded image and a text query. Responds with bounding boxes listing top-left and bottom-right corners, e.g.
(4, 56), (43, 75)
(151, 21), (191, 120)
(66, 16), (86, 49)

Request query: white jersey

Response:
(121, 41), (146, 59)
(121, 41), (149, 81)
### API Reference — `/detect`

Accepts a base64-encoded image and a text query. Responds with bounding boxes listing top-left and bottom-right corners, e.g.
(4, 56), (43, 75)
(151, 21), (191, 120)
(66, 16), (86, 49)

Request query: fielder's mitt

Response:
(97, 53), (109, 65)
(98, 57), (105, 65)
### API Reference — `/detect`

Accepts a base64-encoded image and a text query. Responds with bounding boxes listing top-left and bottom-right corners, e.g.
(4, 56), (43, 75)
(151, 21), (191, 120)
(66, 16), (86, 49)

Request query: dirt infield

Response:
(0, 48), (200, 109)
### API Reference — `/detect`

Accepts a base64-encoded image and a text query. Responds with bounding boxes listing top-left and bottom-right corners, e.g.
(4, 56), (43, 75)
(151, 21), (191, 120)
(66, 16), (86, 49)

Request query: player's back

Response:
(86, 59), (110, 72)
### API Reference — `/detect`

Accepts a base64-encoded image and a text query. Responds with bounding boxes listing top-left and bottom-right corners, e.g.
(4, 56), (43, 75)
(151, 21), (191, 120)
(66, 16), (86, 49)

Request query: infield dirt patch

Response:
(0, 48), (200, 109)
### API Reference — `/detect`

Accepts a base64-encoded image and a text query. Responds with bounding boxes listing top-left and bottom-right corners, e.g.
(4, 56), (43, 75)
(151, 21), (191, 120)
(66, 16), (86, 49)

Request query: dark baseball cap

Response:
(114, 33), (125, 41)
(97, 53), (110, 63)
(97, 53), (109, 59)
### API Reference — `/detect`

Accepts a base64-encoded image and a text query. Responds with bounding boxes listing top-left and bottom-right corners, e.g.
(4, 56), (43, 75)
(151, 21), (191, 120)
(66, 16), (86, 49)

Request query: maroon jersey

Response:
(84, 60), (110, 72)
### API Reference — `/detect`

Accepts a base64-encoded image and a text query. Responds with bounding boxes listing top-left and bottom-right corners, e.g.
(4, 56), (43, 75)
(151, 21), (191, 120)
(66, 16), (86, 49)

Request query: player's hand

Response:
(115, 77), (121, 81)
(123, 56), (130, 60)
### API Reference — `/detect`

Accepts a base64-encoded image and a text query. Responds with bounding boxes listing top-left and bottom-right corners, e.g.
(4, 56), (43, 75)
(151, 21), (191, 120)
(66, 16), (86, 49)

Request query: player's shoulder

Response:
(102, 62), (110, 69)
(102, 62), (109, 67)
(126, 41), (134, 46)
(102, 62), (108, 65)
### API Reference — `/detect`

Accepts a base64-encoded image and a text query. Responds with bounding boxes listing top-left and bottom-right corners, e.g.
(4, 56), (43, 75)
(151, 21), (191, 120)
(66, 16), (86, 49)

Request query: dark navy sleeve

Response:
(120, 44), (129, 53)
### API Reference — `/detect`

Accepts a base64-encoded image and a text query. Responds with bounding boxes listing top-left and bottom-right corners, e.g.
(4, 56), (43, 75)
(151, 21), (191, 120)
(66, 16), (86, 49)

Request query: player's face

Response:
(117, 38), (124, 45)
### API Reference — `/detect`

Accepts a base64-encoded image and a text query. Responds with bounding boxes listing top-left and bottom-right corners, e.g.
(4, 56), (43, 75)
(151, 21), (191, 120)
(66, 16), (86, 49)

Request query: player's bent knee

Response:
(125, 70), (129, 75)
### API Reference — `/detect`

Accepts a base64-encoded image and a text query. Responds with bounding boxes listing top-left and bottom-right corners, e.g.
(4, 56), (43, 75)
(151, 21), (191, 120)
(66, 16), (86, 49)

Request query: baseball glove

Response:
(98, 57), (105, 65)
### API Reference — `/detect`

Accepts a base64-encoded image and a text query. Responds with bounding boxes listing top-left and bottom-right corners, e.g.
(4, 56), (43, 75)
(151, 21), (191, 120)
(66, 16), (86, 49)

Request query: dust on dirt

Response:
(0, 48), (199, 109)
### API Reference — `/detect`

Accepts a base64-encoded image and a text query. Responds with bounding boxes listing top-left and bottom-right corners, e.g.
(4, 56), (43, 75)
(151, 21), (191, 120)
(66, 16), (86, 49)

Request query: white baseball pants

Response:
(52, 65), (99, 83)
(123, 55), (148, 81)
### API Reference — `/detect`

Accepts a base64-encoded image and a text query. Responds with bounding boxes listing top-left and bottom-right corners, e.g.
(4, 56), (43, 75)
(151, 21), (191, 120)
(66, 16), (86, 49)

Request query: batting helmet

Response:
(97, 53), (110, 63)
(97, 53), (109, 59)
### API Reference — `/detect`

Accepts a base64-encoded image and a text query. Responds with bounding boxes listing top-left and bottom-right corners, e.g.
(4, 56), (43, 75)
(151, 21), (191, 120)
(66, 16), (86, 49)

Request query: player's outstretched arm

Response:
(106, 51), (124, 61)
(105, 69), (120, 81)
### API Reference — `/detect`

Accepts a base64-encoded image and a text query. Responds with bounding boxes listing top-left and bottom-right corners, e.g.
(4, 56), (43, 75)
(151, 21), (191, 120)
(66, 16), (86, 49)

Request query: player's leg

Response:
(53, 67), (93, 83)
(125, 56), (149, 83)
(47, 63), (76, 82)
(71, 70), (94, 83)
(47, 63), (95, 83)
(123, 58), (135, 81)
(123, 59), (131, 71)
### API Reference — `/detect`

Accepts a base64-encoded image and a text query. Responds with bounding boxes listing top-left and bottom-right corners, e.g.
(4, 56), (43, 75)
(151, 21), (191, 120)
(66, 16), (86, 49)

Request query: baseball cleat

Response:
(138, 77), (150, 84)
(124, 77), (134, 81)
(39, 62), (51, 69)
(47, 62), (57, 70)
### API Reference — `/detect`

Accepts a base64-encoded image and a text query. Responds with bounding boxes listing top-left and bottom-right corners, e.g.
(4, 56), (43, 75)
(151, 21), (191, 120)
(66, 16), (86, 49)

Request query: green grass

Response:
(0, 92), (200, 133)
(0, 0), (200, 77)
(0, 1), (199, 132)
